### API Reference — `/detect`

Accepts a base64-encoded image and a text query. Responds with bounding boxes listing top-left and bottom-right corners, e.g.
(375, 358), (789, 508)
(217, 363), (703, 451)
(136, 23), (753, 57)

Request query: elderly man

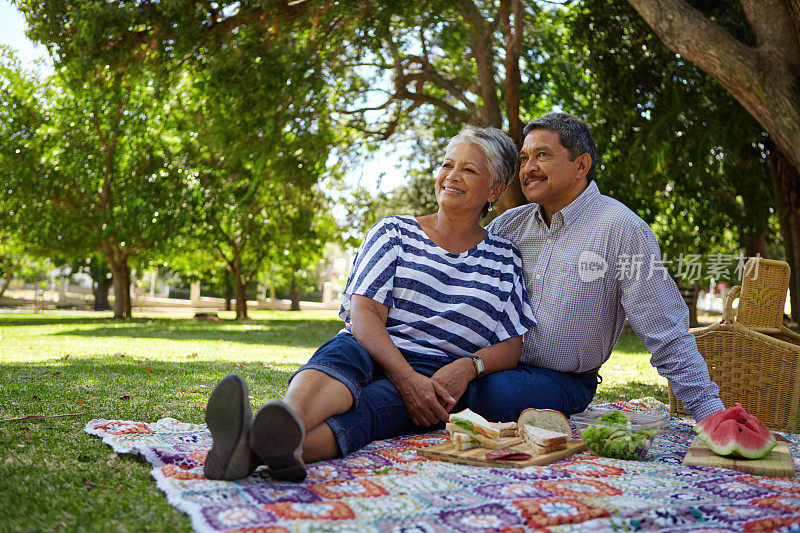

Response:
(457, 111), (723, 422)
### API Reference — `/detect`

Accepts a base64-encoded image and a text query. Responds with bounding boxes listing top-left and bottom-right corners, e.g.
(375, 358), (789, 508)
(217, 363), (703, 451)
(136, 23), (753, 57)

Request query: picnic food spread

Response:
(446, 408), (572, 460)
(694, 402), (777, 459)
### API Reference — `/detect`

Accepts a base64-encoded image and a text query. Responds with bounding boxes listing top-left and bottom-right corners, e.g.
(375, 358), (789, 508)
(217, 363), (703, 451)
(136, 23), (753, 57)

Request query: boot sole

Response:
(250, 401), (307, 482)
(204, 374), (256, 480)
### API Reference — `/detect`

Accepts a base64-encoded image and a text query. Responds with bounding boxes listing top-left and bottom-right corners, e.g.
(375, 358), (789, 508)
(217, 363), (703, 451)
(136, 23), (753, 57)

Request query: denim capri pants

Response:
(290, 331), (452, 456)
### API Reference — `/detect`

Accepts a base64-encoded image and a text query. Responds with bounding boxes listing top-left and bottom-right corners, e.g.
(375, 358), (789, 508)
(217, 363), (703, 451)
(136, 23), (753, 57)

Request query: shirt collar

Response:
(560, 180), (600, 225)
(533, 180), (600, 229)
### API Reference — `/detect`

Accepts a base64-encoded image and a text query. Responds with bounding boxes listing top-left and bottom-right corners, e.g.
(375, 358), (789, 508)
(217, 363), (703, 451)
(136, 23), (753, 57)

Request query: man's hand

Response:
(392, 370), (456, 426)
(431, 358), (476, 409)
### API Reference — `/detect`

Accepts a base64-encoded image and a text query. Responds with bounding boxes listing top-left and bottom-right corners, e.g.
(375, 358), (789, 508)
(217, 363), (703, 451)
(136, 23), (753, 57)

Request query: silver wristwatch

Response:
(468, 355), (485, 378)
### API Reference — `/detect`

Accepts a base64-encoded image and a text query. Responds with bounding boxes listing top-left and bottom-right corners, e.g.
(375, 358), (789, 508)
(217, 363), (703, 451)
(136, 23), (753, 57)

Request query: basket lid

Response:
(737, 258), (790, 333)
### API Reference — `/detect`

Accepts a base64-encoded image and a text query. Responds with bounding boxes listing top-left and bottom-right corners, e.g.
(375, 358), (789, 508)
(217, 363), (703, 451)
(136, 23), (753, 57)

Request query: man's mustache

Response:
(522, 173), (547, 184)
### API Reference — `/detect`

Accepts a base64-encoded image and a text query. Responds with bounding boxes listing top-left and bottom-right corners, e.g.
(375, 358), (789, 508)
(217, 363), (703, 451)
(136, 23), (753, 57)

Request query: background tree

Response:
(18, 0), (566, 211)
(0, 235), (29, 299)
(335, 0), (562, 211)
(170, 22), (341, 319)
(625, 0), (800, 320)
(0, 54), (196, 318)
(12, 0), (798, 320)
(267, 184), (339, 311)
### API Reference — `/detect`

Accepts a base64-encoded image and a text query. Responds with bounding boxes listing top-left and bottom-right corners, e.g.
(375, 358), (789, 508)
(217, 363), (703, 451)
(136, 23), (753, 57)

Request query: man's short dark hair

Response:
(523, 112), (599, 182)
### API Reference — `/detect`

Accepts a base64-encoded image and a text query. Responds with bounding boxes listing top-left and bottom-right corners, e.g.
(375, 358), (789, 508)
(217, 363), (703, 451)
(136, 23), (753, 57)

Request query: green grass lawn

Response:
(0, 310), (666, 531)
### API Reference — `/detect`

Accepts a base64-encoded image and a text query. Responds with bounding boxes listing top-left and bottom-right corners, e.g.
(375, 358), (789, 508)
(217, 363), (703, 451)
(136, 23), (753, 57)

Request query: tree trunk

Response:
(770, 146), (800, 322)
(0, 277), (9, 298)
(227, 250), (250, 320)
(232, 274), (249, 321)
(88, 260), (112, 310)
(224, 283), (232, 311)
(744, 235), (770, 260)
(102, 242), (132, 319)
(107, 259), (131, 319)
(495, 0), (527, 214)
(289, 276), (301, 312)
(93, 276), (112, 311)
(124, 263), (132, 317)
(678, 284), (700, 328)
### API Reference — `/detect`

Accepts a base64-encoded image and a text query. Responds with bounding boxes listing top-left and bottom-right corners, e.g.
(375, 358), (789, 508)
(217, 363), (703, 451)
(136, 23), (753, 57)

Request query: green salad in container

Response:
(571, 409), (669, 460)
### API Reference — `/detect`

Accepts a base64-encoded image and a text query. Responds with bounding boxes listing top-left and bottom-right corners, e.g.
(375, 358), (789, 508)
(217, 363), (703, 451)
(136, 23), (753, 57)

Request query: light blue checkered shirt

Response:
(488, 181), (724, 420)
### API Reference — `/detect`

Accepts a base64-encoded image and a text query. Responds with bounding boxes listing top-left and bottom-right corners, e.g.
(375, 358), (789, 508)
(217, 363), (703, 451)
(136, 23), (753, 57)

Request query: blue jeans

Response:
(464, 366), (598, 422)
(291, 332), (452, 456)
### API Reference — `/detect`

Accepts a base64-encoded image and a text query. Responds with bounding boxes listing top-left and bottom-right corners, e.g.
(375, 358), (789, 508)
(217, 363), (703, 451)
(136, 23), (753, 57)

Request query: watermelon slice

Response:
(693, 404), (745, 441)
(693, 403), (776, 459)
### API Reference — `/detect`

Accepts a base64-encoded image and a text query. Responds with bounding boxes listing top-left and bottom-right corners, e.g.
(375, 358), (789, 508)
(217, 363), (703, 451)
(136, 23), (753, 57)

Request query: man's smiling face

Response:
(518, 129), (591, 223)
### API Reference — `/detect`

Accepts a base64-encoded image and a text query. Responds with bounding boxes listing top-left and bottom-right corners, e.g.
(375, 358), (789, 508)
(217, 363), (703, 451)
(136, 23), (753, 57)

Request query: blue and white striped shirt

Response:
(489, 181), (724, 420)
(340, 215), (536, 362)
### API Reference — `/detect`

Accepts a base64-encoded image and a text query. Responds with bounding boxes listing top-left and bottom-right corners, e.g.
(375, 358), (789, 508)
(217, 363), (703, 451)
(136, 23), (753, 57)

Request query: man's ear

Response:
(488, 182), (506, 203)
(575, 153), (592, 179)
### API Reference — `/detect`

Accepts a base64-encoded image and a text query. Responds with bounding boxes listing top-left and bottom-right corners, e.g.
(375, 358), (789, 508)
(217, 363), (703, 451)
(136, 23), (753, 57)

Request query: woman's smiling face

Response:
(435, 142), (501, 216)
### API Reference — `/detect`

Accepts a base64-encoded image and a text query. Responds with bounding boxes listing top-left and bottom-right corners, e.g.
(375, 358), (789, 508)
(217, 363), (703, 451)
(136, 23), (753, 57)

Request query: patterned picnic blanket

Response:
(85, 399), (800, 532)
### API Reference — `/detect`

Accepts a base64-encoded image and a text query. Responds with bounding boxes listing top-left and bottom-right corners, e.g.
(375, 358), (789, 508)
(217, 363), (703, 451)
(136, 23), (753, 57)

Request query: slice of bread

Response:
(526, 439), (567, 456)
(517, 408), (571, 435)
(522, 424), (568, 448)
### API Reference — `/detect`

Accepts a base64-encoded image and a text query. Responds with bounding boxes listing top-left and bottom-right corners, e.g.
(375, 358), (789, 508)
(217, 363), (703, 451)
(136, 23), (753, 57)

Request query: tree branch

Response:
(386, 29), (474, 124)
(453, 0), (502, 125)
(100, 2), (312, 57)
(739, 0), (800, 65)
(339, 98), (395, 114)
(626, 0), (800, 177)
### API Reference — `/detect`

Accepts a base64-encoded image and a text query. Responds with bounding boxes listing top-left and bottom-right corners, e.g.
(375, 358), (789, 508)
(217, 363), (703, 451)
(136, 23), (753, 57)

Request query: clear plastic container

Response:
(570, 409), (669, 460)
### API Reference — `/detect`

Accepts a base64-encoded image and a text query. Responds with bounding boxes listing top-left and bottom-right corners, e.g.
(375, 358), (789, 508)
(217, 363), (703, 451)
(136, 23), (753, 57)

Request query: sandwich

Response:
(447, 409), (500, 449)
(521, 425), (568, 455)
(517, 408), (572, 456)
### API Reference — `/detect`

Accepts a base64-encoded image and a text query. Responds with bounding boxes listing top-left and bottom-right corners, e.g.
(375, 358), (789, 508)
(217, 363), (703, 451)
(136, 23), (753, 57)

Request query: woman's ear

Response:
(488, 182), (506, 203)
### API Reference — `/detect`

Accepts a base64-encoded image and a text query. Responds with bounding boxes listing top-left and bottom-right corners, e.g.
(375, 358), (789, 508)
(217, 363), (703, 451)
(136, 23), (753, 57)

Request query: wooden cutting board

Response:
(418, 436), (587, 468)
(682, 436), (795, 477)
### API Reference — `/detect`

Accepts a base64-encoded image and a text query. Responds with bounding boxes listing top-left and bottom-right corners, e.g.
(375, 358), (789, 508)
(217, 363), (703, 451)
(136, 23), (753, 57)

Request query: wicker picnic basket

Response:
(668, 258), (800, 431)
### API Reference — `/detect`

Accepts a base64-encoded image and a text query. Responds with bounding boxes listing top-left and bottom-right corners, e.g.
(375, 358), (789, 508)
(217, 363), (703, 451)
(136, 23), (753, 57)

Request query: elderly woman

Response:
(203, 126), (535, 482)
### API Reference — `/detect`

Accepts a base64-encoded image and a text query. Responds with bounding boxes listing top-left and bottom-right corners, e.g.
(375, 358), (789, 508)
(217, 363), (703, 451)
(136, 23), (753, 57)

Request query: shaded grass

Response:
(0, 310), (665, 531)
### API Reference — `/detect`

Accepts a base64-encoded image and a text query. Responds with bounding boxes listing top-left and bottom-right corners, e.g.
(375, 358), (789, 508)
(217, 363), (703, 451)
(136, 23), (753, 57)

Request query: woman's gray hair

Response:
(445, 126), (518, 187)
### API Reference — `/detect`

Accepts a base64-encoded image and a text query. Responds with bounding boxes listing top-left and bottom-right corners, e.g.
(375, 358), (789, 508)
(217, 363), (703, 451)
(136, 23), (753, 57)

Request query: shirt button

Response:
(536, 274), (541, 280)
